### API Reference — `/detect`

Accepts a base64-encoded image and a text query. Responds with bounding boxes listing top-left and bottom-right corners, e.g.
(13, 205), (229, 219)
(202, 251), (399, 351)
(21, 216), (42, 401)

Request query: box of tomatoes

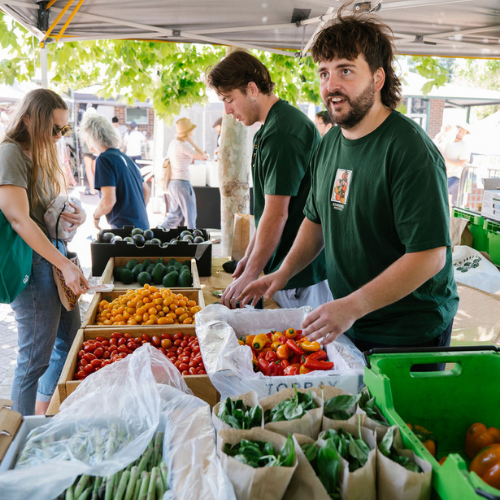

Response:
(81, 285), (205, 329)
(57, 326), (219, 408)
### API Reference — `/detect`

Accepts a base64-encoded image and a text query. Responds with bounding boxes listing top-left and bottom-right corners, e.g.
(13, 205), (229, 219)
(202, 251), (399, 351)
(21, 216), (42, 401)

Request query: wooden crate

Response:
(83, 288), (205, 330)
(101, 256), (201, 290)
(57, 327), (220, 408)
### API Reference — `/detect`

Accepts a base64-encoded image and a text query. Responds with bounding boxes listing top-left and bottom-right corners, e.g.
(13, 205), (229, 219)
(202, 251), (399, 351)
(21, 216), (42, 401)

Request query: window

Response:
(125, 107), (148, 124)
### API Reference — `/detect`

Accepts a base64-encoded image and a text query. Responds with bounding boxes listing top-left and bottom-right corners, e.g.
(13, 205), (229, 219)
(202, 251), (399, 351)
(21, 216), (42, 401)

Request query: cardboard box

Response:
(91, 226), (212, 277)
(101, 256), (201, 290)
(481, 179), (500, 222)
(82, 288), (205, 329)
(0, 400), (22, 467)
(58, 327), (219, 408)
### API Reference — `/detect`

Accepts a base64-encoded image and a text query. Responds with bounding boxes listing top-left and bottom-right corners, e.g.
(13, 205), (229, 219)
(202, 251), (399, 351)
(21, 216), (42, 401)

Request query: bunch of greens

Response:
(301, 439), (341, 500)
(217, 397), (263, 430)
(321, 426), (371, 472)
(379, 426), (421, 473)
(264, 386), (317, 423)
(323, 394), (361, 420)
(223, 435), (295, 469)
(358, 388), (389, 426)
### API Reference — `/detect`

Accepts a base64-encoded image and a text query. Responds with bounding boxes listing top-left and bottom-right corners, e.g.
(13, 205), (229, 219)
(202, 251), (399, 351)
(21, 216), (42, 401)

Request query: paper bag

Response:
(218, 427), (297, 500)
(231, 214), (255, 261)
(376, 426), (432, 500)
(260, 388), (324, 439)
(450, 217), (473, 249)
(213, 390), (263, 434)
(312, 386), (360, 430)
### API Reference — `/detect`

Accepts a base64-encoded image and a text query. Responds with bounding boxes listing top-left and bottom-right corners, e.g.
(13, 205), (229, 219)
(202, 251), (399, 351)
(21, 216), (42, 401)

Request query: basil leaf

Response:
(324, 394), (361, 413)
(284, 403), (305, 421)
(317, 438), (341, 498)
(379, 426), (396, 457)
(278, 435), (296, 467)
(301, 442), (319, 463)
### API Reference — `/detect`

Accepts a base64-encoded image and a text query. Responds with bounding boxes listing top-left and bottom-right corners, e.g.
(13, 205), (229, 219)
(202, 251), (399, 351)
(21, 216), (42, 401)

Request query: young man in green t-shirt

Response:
(206, 51), (332, 309)
(239, 12), (459, 354)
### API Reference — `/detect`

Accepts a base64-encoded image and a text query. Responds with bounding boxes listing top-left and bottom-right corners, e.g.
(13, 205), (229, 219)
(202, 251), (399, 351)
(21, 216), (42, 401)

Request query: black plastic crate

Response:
(91, 226), (212, 277)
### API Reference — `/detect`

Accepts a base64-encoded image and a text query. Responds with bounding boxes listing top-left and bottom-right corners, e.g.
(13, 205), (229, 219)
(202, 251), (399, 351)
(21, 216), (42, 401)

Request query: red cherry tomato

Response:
(78, 350), (86, 358)
(95, 336), (106, 342)
(161, 339), (172, 349)
(109, 345), (118, 352)
(84, 343), (96, 353)
(135, 337), (142, 343)
(83, 364), (95, 374)
(159, 347), (167, 356)
(173, 332), (183, 341)
(189, 367), (197, 375)
(102, 340), (110, 346)
(142, 333), (151, 342)
(118, 337), (127, 346)
(83, 353), (97, 362)
(90, 359), (101, 368)
(118, 345), (128, 353)
(103, 350), (110, 359)
(182, 370), (189, 376)
(80, 359), (89, 367)
(151, 336), (161, 347)
(198, 369), (206, 374)
(94, 347), (104, 358)
(110, 338), (118, 346)
(176, 347), (184, 355)
(111, 332), (123, 339)
(161, 333), (173, 340)
(124, 333), (132, 339)
(173, 339), (182, 347)
(179, 363), (189, 371)
(75, 371), (87, 380)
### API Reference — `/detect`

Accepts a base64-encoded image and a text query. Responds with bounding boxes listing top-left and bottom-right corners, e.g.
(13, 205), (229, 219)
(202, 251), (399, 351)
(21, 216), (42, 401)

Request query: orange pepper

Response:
(301, 340), (320, 352)
(272, 331), (282, 342)
(238, 339), (244, 345)
(285, 328), (297, 339)
(271, 341), (281, 351)
(439, 456), (447, 466)
(290, 363), (301, 369)
(252, 333), (269, 350)
(465, 423), (500, 460)
(245, 335), (255, 347)
(276, 344), (290, 360)
(469, 444), (500, 490)
(407, 423), (437, 457)
(299, 365), (311, 375)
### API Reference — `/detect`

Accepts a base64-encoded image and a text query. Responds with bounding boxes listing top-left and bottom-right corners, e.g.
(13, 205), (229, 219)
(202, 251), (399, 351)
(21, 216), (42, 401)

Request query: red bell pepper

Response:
(266, 362), (280, 376)
(284, 365), (299, 376)
(308, 350), (328, 361)
(290, 353), (302, 365)
(280, 359), (290, 369)
(266, 332), (273, 339)
(265, 350), (278, 363)
(258, 358), (270, 375)
(279, 335), (287, 345)
(304, 355), (333, 371)
(286, 339), (304, 355)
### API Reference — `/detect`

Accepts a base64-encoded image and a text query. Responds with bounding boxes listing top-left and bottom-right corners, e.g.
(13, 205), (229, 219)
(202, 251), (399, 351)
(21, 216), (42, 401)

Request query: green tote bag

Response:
(0, 209), (32, 303)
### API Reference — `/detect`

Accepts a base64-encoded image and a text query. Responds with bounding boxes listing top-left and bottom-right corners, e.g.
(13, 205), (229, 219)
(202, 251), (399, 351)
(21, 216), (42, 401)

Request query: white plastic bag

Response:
(195, 304), (364, 400)
(452, 245), (500, 294)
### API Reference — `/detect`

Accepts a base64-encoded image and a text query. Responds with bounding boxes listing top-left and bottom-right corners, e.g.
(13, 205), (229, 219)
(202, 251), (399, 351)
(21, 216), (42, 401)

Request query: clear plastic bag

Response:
(0, 344), (235, 500)
(195, 304), (365, 400)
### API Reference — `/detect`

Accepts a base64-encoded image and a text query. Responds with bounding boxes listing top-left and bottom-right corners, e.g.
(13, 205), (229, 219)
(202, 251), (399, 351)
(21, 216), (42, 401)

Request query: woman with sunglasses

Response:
(0, 88), (89, 416)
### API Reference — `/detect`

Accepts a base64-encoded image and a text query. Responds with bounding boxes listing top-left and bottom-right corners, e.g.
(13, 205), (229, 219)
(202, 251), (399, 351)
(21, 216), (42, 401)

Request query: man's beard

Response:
(325, 80), (375, 130)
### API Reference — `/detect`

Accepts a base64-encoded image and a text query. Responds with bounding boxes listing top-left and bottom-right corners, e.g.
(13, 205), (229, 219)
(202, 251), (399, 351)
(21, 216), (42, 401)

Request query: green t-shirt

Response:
(252, 99), (327, 290)
(304, 111), (459, 345)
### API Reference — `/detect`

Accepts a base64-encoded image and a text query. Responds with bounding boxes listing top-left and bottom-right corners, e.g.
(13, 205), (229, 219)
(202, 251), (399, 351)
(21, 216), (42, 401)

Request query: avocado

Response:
(120, 268), (134, 284)
(167, 258), (178, 267)
(131, 228), (144, 236)
(124, 236), (134, 244)
(162, 271), (179, 288)
(193, 236), (204, 243)
(180, 265), (190, 275)
(182, 234), (194, 243)
(143, 229), (154, 240)
(142, 259), (152, 269)
(166, 265), (176, 274)
(132, 264), (144, 280)
(169, 238), (178, 245)
(133, 234), (145, 246)
(113, 266), (125, 281)
(146, 263), (155, 275)
(150, 238), (161, 245)
(192, 229), (203, 238)
(111, 235), (123, 244)
(101, 232), (114, 243)
(152, 263), (165, 284)
(155, 258), (163, 265)
(137, 271), (152, 287)
(125, 259), (138, 271)
(174, 261), (183, 271)
(178, 272), (192, 288)
(180, 230), (192, 238)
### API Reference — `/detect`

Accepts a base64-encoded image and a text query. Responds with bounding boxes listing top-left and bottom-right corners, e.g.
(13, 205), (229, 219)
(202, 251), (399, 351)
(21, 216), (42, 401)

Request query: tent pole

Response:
(40, 46), (49, 88)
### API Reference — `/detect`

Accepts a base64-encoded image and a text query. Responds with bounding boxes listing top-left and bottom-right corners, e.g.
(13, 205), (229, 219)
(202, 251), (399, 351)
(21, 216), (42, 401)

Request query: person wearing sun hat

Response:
(159, 117), (208, 229)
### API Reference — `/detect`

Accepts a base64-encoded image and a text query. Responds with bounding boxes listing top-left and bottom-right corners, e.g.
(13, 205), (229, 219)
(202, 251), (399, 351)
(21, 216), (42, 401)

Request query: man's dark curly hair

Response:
(311, 8), (401, 110)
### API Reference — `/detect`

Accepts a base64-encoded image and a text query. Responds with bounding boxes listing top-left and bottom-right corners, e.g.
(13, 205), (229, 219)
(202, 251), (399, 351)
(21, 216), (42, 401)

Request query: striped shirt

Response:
(168, 139), (196, 181)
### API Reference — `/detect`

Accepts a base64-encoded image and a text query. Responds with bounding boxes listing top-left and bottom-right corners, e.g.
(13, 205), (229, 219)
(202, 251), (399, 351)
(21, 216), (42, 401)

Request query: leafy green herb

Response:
(323, 394), (361, 420)
(321, 427), (371, 472)
(223, 435), (295, 469)
(379, 426), (421, 473)
(264, 386), (317, 423)
(301, 439), (341, 500)
(217, 398), (263, 430)
(358, 388), (389, 426)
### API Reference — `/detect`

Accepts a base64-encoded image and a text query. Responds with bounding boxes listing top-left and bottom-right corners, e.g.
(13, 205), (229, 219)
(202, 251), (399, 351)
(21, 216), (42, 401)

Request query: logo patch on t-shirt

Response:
(331, 169), (352, 210)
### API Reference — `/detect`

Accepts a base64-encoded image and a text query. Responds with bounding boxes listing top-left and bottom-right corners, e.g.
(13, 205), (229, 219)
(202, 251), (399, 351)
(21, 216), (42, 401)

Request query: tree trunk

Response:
(218, 47), (250, 257)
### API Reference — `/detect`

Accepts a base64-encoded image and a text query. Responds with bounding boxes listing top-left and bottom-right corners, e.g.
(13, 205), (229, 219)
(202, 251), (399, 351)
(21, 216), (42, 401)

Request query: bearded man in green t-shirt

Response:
(240, 10), (459, 357)
(206, 51), (333, 309)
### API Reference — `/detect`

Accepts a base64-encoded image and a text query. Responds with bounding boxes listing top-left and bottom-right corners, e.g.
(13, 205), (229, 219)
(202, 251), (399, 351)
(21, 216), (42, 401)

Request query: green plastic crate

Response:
(364, 347), (500, 500)
(485, 219), (500, 267)
(453, 207), (489, 252)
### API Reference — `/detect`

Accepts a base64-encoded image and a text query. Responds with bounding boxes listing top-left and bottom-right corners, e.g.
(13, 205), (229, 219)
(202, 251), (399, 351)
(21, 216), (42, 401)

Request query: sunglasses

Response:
(52, 124), (72, 137)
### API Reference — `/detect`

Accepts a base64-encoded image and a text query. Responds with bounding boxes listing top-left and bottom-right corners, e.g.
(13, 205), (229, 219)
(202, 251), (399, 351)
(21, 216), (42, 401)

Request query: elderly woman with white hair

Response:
(80, 111), (150, 230)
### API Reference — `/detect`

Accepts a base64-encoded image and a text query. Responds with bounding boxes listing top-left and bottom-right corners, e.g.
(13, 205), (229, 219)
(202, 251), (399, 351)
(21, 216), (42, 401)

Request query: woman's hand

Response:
(61, 259), (90, 295)
(60, 202), (86, 233)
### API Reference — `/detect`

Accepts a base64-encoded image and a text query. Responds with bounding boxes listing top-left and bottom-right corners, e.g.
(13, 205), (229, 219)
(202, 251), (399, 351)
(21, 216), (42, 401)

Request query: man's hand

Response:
(60, 202), (86, 233)
(238, 270), (288, 307)
(232, 256), (248, 280)
(301, 298), (360, 345)
(93, 216), (101, 230)
(221, 271), (258, 308)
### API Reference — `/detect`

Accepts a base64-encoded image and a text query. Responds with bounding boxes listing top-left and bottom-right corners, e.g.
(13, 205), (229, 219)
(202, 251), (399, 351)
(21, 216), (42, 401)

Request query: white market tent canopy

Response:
(1, 0), (500, 59)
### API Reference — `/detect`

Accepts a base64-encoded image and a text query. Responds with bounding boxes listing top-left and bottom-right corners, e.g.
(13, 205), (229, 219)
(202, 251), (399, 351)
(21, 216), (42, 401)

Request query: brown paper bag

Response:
(218, 428), (298, 500)
(321, 421), (377, 500)
(283, 435), (331, 500)
(260, 388), (324, 439)
(231, 213), (255, 261)
(450, 216), (473, 249)
(376, 426), (432, 500)
(312, 386), (361, 431)
(212, 390), (263, 434)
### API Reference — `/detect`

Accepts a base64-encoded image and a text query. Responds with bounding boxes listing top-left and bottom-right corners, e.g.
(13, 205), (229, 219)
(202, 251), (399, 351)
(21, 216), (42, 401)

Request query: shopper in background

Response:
(213, 116), (223, 148)
(0, 88), (89, 416)
(81, 139), (97, 195)
(80, 111), (150, 230)
(111, 116), (125, 149)
(123, 121), (147, 165)
(159, 118), (208, 230)
(314, 110), (334, 137)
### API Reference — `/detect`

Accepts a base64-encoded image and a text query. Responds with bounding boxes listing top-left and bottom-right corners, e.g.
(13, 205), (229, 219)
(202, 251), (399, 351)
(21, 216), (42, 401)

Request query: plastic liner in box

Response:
(195, 304), (365, 400)
(91, 225), (212, 276)
(0, 344), (235, 500)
